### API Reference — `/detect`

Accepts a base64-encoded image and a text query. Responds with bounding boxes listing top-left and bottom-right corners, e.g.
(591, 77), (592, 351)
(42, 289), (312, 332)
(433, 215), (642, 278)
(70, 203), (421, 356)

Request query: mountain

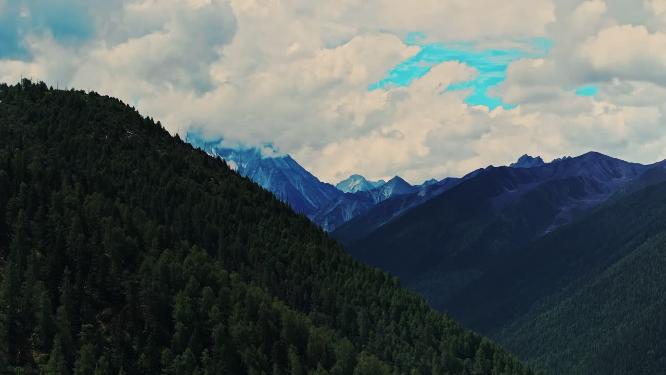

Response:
(184, 133), (420, 232)
(309, 193), (375, 232)
(332, 160), (581, 247)
(186, 133), (342, 216)
(0, 81), (532, 374)
(335, 174), (385, 193)
(183, 137), (427, 232)
(509, 154), (545, 168)
(333, 177), (461, 244)
(312, 176), (420, 232)
(367, 176), (417, 203)
(420, 178), (439, 187)
(451, 176), (666, 374)
(335, 152), (660, 315)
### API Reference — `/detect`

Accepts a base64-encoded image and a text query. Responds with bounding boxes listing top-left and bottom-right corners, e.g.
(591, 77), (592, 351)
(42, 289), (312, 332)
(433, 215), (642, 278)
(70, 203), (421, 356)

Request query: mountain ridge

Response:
(335, 151), (665, 315)
(185, 132), (430, 231)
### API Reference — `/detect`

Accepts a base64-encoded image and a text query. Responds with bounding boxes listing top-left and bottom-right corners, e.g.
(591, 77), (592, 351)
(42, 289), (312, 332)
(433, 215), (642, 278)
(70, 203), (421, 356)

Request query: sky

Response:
(3, 0), (666, 183)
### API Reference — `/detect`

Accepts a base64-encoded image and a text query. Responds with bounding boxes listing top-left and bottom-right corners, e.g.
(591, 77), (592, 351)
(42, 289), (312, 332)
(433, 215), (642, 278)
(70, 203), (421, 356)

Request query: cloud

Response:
(0, 0), (237, 92)
(4, 0), (666, 184)
(76, 0), (237, 94)
(356, 0), (556, 41)
(298, 62), (477, 182)
(578, 25), (666, 83)
(0, 0), (101, 58)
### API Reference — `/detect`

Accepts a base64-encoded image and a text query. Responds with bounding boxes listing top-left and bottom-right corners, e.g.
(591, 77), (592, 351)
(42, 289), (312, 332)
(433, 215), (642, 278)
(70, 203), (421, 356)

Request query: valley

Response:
(192, 131), (666, 374)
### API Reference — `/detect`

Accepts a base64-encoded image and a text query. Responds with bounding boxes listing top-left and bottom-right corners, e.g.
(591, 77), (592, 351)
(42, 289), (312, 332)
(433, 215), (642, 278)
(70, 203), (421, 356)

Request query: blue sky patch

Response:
(0, 0), (94, 59)
(370, 34), (552, 110)
(575, 85), (599, 97)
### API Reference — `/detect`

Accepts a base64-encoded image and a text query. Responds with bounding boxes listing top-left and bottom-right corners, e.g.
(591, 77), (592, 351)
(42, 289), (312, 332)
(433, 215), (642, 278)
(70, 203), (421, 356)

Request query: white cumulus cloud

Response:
(3, 0), (666, 183)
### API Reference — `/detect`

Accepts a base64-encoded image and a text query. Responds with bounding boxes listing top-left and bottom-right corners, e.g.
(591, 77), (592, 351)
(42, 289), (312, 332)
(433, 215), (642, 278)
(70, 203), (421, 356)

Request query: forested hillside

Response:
(0, 81), (531, 374)
(477, 181), (666, 374)
(331, 147), (666, 373)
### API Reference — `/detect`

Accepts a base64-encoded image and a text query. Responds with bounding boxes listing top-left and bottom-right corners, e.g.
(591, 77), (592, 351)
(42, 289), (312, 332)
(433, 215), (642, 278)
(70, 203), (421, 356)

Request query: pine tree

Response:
(74, 343), (96, 375)
(93, 356), (112, 375)
(288, 347), (304, 375)
(0, 306), (8, 370)
(331, 339), (355, 375)
(353, 352), (390, 375)
(46, 334), (70, 375)
(0, 259), (19, 365)
(474, 338), (494, 375)
(74, 324), (96, 375)
(32, 283), (55, 352)
(56, 270), (75, 365)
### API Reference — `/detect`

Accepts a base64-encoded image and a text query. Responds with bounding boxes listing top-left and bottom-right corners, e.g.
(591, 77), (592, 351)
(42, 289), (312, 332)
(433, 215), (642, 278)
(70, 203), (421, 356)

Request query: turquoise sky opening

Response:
(369, 34), (553, 110)
(575, 85), (599, 97)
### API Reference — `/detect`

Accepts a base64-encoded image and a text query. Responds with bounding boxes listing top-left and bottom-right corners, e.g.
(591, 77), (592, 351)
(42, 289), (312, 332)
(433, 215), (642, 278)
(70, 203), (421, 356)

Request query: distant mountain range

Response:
(186, 131), (666, 373)
(335, 152), (658, 304)
(332, 151), (666, 374)
(187, 132), (599, 238)
(185, 132), (428, 231)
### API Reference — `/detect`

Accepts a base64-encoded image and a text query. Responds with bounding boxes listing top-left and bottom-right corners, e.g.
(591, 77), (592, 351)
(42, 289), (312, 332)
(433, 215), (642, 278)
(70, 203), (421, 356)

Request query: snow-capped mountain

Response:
(368, 176), (417, 203)
(216, 148), (343, 215)
(186, 132), (342, 216)
(310, 193), (376, 232)
(336, 174), (385, 193)
(315, 175), (422, 231)
(185, 131), (443, 231)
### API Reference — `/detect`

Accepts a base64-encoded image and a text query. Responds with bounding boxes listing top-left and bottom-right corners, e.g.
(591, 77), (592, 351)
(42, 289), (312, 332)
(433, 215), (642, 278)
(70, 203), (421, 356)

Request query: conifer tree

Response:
(94, 356), (112, 375)
(46, 334), (70, 375)
(74, 324), (97, 375)
(32, 285), (56, 352)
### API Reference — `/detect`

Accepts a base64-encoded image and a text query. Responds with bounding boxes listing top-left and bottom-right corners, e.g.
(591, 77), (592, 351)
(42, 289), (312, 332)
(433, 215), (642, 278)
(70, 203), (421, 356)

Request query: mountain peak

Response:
(386, 175), (409, 185)
(421, 178), (438, 187)
(578, 151), (614, 161)
(194, 144), (343, 216)
(336, 174), (386, 193)
(367, 176), (416, 202)
(510, 154), (546, 169)
(555, 152), (620, 166)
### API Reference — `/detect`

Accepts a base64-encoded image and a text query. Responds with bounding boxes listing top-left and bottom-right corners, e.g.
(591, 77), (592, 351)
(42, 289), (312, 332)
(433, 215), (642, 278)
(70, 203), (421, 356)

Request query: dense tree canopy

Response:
(489, 181), (666, 374)
(0, 80), (531, 374)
